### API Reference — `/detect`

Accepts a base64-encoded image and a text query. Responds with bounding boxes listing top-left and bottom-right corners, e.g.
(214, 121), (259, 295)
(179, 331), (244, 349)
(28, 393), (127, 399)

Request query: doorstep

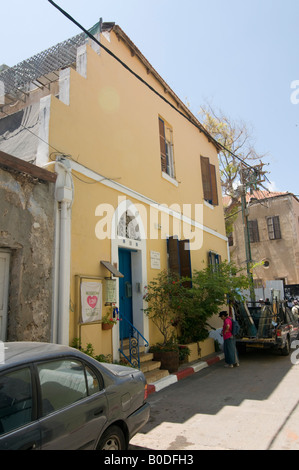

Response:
(146, 351), (224, 396)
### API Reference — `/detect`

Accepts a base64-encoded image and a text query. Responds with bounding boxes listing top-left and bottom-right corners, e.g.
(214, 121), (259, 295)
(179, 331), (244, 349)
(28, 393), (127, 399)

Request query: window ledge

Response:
(204, 200), (214, 209)
(162, 172), (179, 187)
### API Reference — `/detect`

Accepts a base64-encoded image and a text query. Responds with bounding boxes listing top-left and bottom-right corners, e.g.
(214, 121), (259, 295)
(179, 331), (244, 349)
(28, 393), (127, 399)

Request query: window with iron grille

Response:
(248, 220), (260, 243)
(267, 216), (281, 240)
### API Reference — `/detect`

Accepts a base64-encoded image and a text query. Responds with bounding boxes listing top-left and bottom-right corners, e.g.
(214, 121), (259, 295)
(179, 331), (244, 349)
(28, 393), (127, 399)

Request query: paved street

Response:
(130, 349), (299, 450)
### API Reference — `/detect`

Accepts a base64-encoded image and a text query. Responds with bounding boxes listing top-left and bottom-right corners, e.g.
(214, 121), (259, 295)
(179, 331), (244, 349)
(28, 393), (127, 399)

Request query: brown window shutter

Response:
(209, 164), (218, 206)
(273, 216), (281, 239)
(159, 118), (167, 173)
(168, 236), (180, 275)
(179, 240), (192, 287)
(267, 216), (281, 240)
(200, 156), (212, 203)
(248, 220), (260, 243)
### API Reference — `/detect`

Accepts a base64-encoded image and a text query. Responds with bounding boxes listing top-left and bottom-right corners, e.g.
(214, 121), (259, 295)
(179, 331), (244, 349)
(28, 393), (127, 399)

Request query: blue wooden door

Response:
(118, 248), (133, 339)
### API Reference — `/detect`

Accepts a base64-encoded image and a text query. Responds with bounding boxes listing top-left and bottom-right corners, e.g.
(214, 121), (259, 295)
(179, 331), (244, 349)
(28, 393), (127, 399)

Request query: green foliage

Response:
(71, 338), (113, 363)
(71, 338), (95, 357)
(200, 104), (266, 191)
(178, 261), (249, 344)
(101, 308), (118, 325)
(178, 345), (191, 362)
(149, 342), (180, 353)
(143, 270), (185, 346)
(224, 202), (241, 235)
(144, 263), (249, 346)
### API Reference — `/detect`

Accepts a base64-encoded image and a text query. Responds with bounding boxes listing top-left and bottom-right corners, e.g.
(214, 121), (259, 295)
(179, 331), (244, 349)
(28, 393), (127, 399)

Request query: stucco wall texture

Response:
(0, 166), (55, 341)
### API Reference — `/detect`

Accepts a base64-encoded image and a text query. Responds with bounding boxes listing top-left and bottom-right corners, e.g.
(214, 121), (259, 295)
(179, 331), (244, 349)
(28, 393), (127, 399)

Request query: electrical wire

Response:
(0, 0), (271, 188)
(47, 0), (264, 176)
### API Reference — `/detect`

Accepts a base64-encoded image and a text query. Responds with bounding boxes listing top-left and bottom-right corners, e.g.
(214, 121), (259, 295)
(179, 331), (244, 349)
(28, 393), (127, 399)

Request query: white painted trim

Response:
(162, 172), (179, 187)
(70, 160), (228, 242)
(204, 200), (214, 210)
(111, 199), (148, 362)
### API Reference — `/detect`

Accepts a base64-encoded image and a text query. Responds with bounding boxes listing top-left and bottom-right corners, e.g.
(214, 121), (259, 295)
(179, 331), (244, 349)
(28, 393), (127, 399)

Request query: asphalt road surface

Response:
(130, 348), (299, 450)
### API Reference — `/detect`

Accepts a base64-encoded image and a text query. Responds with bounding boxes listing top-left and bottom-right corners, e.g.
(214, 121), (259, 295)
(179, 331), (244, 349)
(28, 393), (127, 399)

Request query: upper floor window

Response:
(248, 220), (260, 243)
(208, 251), (222, 271)
(267, 216), (281, 240)
(167, 236), (192, 287)
(200, 156), (218, 206)
(158, 117), (175, 179)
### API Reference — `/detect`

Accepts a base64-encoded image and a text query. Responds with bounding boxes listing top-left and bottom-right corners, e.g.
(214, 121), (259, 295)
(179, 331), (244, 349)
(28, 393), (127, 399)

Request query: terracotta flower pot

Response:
(153, 350), (179, 373)
(102, 323), (113, 330)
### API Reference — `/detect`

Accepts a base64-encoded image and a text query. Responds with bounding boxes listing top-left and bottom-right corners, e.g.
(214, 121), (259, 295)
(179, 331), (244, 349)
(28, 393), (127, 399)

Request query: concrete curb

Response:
(146, 352), (224, 395)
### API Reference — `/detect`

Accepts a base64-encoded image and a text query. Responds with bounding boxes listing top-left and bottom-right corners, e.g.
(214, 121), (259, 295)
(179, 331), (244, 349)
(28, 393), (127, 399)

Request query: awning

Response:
(100, 260), (124, 278)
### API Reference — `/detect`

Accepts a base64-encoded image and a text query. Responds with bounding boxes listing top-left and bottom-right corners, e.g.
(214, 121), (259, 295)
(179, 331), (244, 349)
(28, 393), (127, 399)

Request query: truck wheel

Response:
(281, 337), (290, 356)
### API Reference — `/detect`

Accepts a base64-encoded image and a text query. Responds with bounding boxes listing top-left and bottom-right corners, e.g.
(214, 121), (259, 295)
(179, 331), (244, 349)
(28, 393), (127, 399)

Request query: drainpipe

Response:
(54, 159), (73, 345)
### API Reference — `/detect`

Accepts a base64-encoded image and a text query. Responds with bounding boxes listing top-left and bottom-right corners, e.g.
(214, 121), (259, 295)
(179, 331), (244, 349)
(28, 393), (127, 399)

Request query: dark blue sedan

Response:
(0, 342), (150, 450)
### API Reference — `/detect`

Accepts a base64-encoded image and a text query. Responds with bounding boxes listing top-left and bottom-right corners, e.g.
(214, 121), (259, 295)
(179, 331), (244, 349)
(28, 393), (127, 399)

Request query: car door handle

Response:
(94, 407), (104, 416)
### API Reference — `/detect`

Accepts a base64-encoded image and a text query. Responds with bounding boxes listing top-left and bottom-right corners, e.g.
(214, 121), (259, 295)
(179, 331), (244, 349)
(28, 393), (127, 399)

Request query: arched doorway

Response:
(111, 199), (148, 361)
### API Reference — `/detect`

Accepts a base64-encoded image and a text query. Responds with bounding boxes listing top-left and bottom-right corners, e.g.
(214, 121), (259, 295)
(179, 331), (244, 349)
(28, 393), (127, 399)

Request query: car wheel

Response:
(98, 425), (126, 450)
(281, 337), (290, 356)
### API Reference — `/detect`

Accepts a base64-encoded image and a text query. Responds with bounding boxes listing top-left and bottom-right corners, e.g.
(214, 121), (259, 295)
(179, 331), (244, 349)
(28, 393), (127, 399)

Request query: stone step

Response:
(119, 341), (168, 384)
(120, 340), (145, 353)
(139, 352), (154, 362)
(139, 360), (162, 373)
(121, 349), (150, 361)
(143, 368), (169, 384)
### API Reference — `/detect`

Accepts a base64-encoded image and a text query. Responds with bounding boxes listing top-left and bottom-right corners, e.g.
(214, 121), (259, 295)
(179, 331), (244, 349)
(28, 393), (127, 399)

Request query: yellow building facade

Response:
(0, 23), (228, 360)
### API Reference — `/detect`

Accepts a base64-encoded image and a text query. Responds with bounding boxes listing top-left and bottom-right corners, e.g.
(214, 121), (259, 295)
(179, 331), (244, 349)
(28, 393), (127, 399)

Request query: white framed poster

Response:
(150, 251), (161, 269)
(81, 282), (102, 323)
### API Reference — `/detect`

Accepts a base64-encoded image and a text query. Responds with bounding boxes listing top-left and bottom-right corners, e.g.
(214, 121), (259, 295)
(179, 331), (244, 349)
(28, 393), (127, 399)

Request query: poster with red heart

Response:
(81, 282), (102, 323)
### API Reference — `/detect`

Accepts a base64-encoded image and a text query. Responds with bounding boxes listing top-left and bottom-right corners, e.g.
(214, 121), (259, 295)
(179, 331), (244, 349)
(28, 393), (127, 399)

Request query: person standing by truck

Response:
(219, 311), (239, 368)
(292, 300), (299, 321)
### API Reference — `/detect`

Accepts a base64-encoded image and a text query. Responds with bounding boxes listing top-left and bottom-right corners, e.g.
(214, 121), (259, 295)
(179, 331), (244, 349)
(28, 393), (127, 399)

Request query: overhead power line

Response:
(47, 0), (264, 176)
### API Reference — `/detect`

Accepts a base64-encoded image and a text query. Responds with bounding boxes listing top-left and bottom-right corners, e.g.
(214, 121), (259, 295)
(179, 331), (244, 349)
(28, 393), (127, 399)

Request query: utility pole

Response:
(239, 163), (266, 302)
(240, 180), (255, 301)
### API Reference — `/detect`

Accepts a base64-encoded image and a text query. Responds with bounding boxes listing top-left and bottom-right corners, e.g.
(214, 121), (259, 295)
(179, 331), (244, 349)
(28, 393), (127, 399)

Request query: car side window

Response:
(0, 367), (33, 435)
(85, 365), (100, 395)
(37, 359), (101, 417)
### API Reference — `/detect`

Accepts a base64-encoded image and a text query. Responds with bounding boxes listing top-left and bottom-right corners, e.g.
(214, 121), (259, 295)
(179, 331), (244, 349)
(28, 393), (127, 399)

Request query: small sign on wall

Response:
(105, 278), (117, 304)
(150, 251), (161, 269)
(81, 282), (102, 323)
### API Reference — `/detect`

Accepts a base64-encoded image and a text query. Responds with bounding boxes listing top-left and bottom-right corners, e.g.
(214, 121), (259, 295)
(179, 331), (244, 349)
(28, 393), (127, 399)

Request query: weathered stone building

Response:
(229, 191), (299, 290)
(0, 151), (56, 342)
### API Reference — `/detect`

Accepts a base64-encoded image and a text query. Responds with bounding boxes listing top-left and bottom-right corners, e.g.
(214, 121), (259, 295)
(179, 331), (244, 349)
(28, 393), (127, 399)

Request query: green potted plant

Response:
(143, 270), (186, 372)
(177, 261), (250, 345)
(101, 308), (118, 330)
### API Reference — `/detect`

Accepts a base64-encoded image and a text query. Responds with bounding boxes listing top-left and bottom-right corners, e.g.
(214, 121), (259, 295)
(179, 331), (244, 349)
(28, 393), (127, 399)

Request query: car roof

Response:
(0, 342), (84, 371)
(0, 342), (140, 379)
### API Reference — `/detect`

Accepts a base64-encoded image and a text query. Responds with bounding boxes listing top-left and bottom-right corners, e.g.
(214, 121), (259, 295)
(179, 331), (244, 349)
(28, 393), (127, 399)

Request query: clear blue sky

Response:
(1, 0), (298, 195)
